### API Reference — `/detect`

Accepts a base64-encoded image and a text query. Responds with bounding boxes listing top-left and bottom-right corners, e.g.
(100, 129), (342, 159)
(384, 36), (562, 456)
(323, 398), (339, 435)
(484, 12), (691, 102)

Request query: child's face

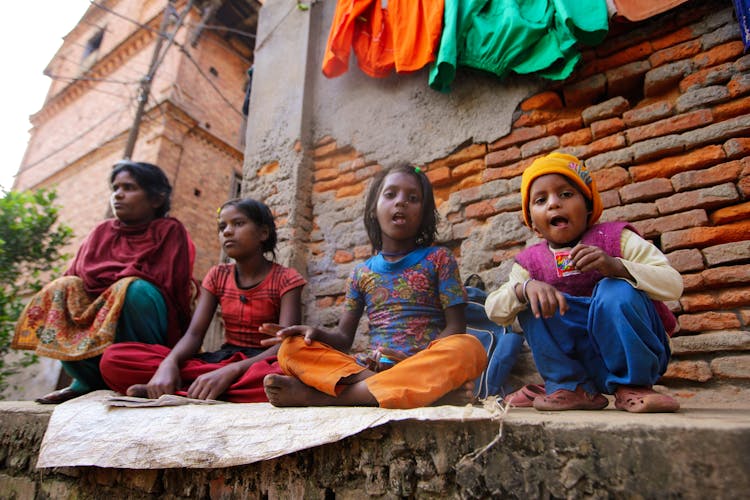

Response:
(110, 170), (160, 226)
(217, 205), (269, 260)
(528, 173), (590, 248)
(374, 172), (424, 248)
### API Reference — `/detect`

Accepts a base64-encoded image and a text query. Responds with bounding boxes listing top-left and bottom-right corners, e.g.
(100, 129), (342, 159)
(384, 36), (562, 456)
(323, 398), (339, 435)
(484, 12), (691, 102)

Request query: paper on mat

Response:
(106, 394), (227, 407)
(37, 391), (495, 469)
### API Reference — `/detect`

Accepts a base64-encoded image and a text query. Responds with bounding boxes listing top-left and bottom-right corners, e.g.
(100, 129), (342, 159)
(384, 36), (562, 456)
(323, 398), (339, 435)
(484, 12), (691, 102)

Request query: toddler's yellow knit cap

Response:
(520, 152), (603, 228)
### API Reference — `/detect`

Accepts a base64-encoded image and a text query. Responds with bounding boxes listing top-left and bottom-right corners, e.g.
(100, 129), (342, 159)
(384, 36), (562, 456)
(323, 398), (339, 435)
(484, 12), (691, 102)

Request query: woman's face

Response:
(110, 170), (160, 225)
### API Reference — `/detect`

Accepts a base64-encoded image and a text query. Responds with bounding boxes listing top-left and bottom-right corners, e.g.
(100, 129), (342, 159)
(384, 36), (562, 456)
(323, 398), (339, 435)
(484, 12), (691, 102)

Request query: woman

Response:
(12, 161), (194, 404)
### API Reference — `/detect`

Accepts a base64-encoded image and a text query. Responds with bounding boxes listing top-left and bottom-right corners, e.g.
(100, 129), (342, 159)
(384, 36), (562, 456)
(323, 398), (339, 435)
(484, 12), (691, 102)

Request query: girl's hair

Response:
(363, 164), (438, 251)
(219, 197), (278, 258)
(110, 160), (172, 218)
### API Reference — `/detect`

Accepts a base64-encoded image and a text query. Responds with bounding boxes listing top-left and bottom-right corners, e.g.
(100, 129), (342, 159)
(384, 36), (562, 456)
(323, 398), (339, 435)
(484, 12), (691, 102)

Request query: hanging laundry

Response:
(322, 0), (445, 78)
(611, 0), (689, 21)
(733, 0), (750, 50)
(429, 0), (609, 92)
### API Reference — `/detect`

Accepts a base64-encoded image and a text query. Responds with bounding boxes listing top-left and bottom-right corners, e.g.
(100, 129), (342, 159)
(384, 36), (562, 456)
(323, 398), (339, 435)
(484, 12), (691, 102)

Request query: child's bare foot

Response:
(432, 381), (476, 406)
(125, 384), (148, 398)
(263, 374), (378, 407)
(263, 374), (339, 406)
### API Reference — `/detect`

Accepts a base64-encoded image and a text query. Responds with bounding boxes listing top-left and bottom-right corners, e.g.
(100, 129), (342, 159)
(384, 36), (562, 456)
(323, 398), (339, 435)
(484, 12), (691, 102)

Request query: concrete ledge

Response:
(1, 401), (749, 498)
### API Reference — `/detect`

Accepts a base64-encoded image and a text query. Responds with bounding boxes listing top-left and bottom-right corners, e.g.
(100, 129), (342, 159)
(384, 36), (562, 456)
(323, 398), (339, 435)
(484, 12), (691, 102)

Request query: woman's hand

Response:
(523, 279), (568, 319)
(570, 243), (629, 278)
(259, 323), (321, 346)
(145, 360), (181, 399)
(186, 365), (238, 400)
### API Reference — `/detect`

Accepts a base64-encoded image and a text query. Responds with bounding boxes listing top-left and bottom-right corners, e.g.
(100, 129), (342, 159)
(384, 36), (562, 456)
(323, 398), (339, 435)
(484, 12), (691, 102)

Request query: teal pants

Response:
(61, 279), (168, 393)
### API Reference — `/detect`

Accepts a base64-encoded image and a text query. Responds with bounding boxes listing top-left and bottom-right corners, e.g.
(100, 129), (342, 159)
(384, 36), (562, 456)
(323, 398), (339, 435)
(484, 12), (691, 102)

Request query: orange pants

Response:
(277, 334), (487, 409)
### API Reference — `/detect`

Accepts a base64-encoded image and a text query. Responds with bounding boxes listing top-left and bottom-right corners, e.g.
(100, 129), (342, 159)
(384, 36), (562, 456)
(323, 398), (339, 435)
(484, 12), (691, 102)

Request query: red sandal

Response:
(533, 386), (609, 411)
(614, 386), (680, 413)
(503, 383), (546, 407)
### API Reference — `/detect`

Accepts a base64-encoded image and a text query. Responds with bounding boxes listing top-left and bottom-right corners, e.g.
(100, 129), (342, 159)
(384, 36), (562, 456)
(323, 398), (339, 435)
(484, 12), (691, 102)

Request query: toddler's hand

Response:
(524, 279), (568, 319)
(570, 244), (626, 277)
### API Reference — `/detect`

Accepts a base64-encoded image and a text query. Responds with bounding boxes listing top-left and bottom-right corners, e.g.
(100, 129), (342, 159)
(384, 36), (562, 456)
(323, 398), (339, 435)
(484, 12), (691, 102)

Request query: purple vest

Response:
(515, 222), (677, 335)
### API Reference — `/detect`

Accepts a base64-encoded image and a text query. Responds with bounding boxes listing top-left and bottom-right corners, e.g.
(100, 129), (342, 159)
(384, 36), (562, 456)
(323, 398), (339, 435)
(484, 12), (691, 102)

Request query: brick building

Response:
(243, 0), (750, 404)
(12, 0), (260, 279)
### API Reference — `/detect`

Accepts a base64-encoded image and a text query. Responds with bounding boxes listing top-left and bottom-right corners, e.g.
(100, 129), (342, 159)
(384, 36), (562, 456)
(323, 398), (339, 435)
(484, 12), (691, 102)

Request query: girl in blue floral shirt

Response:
(261, 165), (487, 408)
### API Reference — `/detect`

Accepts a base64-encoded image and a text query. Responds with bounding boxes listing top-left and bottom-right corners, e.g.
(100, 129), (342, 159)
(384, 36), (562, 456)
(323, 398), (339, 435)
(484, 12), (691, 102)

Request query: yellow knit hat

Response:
(520, 152), (602, 228)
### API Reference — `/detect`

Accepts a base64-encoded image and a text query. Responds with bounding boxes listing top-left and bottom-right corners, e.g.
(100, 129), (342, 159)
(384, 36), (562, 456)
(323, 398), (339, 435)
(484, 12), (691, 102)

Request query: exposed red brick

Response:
(672, 159), (743, 192)
(314, 135), (335, 148)
(620, 178), (673, 203)
(629, 145), (726, 181)
(599, 189), (621, 209)
(723, 137), (750, 158)
(258, 161), (279, 176)
(680, 286), (750, 312)
(703, 241), (750, 267)
(489, 126), (547, 151)
(484, 157), (534, 182)
(520, 136), (560, 158)
(426, 143), (488, 170)
(701, 264), (750, 288)
(727, 73), (750, 97)
(709, 201), (750, 225)
(649, 39), (702, 68)
(580, 134), (626, 159)
(560, 128), (593, 147)
(353, 245), (371, 260)
(662, 220), (750, 251)
(520, 91), (563, 111)
(313, 140), (338, 158)
(563, 74), (607, 107)
(625, 109), (713, 145)
(426, 166), (451, 187)
(681, 272), (705, 292)
(336, 183), (364, 198)
(632, 209), (709, 238)
(678, 311), (741, 332)
(457, 173), (483, 190)
(651, 27), (699, 51)
(314, 167), (338, 182)
(485, 147), (521, 168)
(606, 60), (652, 97)
(657, 183), (739, 216)
(316, 296), (335, 308)
(661, 360), (712, 382)
(666, 249), (705, 273)
(693, 41), (746, 69)
(712, 95), (750, 121)
(314, 171), (356, 192)
(546, 116), (583, 136)
(591, 118), (625, 140)
(601, 202), (658, 223)
(452, 219), (480, 240)
(712, 355), (750, 379)
(465, 199), (499, 220)
(592, 166), (630, 191)
(679, 62), (735, 93)
(453, 159), (484, 179)
(622, 100), (675, 127)
(333, 250), (354, 264)
(582, 42), (654, 76)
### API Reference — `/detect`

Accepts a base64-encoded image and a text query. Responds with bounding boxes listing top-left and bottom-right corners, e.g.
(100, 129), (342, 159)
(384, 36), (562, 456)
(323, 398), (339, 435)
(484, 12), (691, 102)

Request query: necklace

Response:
(380, 249), (413, 257)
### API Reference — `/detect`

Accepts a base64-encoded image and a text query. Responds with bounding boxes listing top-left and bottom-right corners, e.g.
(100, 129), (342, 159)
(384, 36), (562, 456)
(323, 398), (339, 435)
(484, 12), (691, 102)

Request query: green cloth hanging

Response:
(429, 0), (609, 92)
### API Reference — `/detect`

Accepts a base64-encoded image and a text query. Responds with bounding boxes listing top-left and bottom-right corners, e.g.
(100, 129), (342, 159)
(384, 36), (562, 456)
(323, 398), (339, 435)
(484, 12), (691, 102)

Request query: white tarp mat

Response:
(37, 391), (496, 469)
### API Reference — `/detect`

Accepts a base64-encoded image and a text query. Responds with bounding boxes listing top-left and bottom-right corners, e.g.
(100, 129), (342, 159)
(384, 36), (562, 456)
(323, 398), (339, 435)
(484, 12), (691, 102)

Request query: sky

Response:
(0, 1), (92, 191)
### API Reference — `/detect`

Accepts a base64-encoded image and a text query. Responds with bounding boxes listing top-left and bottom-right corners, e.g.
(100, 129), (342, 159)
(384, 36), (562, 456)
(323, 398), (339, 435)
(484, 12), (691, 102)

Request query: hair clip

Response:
(414, 166), (422, 174)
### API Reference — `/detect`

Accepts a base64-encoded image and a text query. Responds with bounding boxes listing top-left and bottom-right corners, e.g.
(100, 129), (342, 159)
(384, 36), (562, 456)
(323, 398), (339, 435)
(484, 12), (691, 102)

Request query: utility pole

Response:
(122, 0), (193, 160)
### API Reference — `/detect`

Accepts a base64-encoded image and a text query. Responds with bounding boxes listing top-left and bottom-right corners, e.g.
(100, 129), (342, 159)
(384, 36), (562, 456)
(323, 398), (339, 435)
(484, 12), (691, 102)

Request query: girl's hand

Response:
(259, 323), (320, 346)
(570, 244), (628, 278)
(524, 279), (568, 318)
(186, 365), (238, 400)
(145, 361), (181, 399)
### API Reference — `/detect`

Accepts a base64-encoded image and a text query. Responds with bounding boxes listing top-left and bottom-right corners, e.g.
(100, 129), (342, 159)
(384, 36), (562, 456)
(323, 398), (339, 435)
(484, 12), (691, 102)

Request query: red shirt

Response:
(202, 263), (306, 348)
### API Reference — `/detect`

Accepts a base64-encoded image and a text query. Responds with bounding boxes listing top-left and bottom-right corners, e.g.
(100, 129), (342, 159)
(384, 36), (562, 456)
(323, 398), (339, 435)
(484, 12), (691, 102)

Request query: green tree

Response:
(0, 189), (72, 396)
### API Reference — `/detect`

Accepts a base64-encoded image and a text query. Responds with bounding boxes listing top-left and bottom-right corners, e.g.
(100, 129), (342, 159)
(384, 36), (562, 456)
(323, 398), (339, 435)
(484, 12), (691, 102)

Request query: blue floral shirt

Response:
(344, 246), (467, 357)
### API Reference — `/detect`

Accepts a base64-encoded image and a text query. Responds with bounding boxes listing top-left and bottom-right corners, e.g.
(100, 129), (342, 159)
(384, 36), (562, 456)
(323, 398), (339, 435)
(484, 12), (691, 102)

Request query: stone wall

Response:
(243, 0), (750, 399)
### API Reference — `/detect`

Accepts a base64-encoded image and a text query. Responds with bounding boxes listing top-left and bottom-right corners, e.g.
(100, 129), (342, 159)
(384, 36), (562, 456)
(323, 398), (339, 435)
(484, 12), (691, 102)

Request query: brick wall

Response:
(300, 1), (750, 395)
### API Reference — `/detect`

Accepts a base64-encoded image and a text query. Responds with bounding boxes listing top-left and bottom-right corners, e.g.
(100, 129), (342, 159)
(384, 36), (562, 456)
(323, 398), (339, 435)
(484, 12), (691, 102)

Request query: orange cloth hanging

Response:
(322, 0), (445, 78)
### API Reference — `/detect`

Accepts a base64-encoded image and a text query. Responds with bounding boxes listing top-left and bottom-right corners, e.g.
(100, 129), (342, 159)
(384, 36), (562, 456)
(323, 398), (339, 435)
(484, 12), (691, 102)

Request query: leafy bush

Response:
(0, 189), (72, 396)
